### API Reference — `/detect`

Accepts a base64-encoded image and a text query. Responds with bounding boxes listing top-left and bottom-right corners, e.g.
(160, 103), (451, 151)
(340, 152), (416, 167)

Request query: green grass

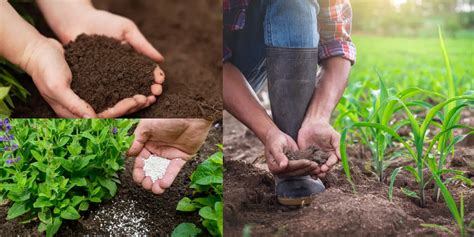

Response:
(349, 35), (473, 95)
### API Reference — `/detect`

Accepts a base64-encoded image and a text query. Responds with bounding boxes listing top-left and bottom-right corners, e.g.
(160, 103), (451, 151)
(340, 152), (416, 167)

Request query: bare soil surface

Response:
(224, 110), (474, 237)
(12, 0), (222, 120)
(66, 34), (155, 113)
(0, 123), (222, 236)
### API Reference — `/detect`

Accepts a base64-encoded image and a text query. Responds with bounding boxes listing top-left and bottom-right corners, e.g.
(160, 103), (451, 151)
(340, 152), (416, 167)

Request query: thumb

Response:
(127, 121), (150, 157)
(55, 88), (96, 118)
(125, 24), (164, 62)
(332, 133), (341, 160)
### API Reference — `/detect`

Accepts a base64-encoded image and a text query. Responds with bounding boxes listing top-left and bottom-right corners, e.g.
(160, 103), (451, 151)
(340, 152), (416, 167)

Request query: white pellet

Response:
(143, 155), (171, 183)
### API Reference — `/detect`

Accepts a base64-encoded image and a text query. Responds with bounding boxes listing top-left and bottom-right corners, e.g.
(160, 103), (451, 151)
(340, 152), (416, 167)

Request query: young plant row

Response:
(0, 119), (136, 236)
(172, 144), (223, 237)
(338, 28), (474, 236)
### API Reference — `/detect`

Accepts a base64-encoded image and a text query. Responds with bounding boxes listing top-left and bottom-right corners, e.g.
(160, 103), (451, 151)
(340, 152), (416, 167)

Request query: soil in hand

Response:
(285, 146), (330, 165)
(11, 0), (222, 120)
(65, 34), (155, 113)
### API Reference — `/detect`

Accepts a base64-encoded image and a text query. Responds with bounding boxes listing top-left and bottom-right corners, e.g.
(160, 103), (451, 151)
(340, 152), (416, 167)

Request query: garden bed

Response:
(11, 0), (222, 120)
(223, 111), (474, 237)
(0, 123), (222, 236)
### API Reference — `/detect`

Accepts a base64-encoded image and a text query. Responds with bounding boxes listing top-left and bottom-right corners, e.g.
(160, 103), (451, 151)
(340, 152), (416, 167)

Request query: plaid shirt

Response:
(223, 0), (356, 65)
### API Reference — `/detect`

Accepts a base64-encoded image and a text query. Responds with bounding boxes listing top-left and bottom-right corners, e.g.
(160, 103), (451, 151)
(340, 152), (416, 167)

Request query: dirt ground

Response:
(0, 123), (222, 236)
(12, 0), (222, 121)
(224, 106), (474, 237)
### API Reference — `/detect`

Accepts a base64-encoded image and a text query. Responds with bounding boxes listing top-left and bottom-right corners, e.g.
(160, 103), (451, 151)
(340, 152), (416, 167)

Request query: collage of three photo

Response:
(0, 0), (473, 236)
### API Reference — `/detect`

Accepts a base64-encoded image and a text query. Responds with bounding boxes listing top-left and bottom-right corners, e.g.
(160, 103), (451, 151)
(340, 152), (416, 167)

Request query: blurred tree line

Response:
(351, 0), (474, 37)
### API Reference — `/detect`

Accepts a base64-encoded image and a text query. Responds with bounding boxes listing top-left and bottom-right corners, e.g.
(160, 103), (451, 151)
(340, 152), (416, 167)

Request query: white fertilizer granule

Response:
(143, 155), (171, 183)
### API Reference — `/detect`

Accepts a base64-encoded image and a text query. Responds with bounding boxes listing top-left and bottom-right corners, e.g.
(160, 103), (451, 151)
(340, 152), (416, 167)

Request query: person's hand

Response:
(126, 119), (211, 195)
(264, 127), (318, 177)
(297, 120), (341, 178)
(38, 2), (165, 117)
(25, 38), (96, 118)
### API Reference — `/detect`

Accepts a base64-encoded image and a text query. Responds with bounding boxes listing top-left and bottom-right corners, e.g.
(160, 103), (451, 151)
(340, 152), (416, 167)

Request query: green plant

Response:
(0, 59), (29, 117)
(173, 145), (223, 237)
(0, 119), (136, 236)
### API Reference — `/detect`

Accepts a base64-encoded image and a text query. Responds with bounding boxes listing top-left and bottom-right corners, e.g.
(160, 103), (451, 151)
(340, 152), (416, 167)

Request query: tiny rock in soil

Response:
(143, 155), (171, 183)
(285, 146), (330, 165)
(65, 34), (155, 113)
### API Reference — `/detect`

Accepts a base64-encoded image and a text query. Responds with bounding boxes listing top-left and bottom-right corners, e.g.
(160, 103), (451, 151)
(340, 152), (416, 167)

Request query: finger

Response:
(271, 149), (288, 170)
(125, 25), (164, 62)
(146, 95), (156, 106)
(265, 152), (283, 174)
(297, 133), (309, 150)
(54, 89), (96, 118)
(133, 157), (146, 184)
(127, 123), (151, 157)
(153, 67), (165, 84)
(332, 134), (342, 160)
(279, 162), (317, 177)
(286, 136), (299, 151)
(151, 84), (163, 96)
(318, 172), (327, 178)
(141, 176), (153, 190)
(159, 158), (186, 189)
(46, 98), (79, 118)
(320, 154), (338, 172)
(152, 182), (165, 195)
(98, 95), (145, 118)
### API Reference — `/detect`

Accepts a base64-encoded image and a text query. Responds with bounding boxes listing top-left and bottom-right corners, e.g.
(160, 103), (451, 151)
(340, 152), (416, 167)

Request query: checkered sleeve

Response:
(318, 0), (356, 65)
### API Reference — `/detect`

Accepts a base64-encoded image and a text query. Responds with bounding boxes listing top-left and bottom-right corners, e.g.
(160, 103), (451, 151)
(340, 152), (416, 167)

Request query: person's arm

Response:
(297, 0), (355, 178)
(36, 0), (164, 118)
(0, 1), (96, 118)
(224, 63), (317, 176)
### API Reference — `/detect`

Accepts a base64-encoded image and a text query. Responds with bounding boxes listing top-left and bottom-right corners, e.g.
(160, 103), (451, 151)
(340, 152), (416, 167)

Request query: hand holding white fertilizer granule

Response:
(126, 119), (212, 195)
(143, 155), (171, 183)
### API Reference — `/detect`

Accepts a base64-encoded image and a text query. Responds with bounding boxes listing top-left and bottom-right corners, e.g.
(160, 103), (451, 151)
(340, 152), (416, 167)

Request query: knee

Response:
(264, 0), (319, 48)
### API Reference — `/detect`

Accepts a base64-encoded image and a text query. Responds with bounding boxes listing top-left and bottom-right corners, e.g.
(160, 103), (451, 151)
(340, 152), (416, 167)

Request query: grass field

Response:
(349, 35), (473, 95)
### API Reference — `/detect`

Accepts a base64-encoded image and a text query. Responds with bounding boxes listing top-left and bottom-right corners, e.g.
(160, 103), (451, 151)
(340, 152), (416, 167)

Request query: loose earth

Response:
(285, 146), (330, 165)
(65, 34), (155, 113)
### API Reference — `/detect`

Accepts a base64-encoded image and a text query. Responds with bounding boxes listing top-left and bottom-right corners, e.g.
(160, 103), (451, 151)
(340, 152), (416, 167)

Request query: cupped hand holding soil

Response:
(285, 146), (331, 165)
(65, 34), (165, 117)
(277, 146), (331, 177)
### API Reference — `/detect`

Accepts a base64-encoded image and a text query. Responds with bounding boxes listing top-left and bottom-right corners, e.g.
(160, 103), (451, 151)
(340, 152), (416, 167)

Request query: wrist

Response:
(18, 36), (50, 76)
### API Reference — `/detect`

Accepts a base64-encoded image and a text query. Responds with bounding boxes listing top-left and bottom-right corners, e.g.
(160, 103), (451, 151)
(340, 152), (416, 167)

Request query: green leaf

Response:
(171, 223), (202, 237)
(31, 150), (43, 161)
(0, 86), (10, 99)
(193, 196), (218, 207)
(199, 206), (217, 221)
(98, 177), (117, 196)
(176, 197), (198, 212)
(79, 201), (89, 211)
(401, 187), (420, 199)
(7, 202), (30, 220)
(70, 177), (87, 187)
(215, 201), (223, 236)
(57, 137), (70, 147)
(60, 206), (81, 220)
(46, 217), (62, 237)
(33, 197), (54, 208)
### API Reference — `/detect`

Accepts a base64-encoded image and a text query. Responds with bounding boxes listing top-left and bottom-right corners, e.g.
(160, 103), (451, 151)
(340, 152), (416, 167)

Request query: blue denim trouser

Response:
(225, 0), (320, 92)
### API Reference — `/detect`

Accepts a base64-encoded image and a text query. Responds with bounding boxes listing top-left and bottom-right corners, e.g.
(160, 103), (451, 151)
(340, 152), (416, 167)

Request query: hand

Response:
(264, 127), (318, 177)
(39, 2), (165, 117)
(126, 119), (211, 195)
(297, 120), (341, 178)
(25, 38), (96, 118)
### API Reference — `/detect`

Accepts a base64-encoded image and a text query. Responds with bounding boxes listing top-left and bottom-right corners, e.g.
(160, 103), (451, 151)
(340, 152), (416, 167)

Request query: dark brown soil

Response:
(285, 146), (330, 165)
(11, 0), (222, 120)
(0, 123), (222, 236)
(224, 111), (474, 237)
(66, 34), (155, 113)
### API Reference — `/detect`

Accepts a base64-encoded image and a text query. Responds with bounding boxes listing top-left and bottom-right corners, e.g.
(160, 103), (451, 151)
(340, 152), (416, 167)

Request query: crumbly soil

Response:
(65, 34), (155, 113)
(0, 123), (222, 236)
(12, 0), (222, 120)
(224, 110), (474, 237)
(285, 146), (330, 165)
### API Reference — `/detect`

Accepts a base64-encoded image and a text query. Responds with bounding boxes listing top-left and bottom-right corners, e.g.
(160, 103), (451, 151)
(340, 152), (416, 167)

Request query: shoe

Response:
(275, 175), (325, 206)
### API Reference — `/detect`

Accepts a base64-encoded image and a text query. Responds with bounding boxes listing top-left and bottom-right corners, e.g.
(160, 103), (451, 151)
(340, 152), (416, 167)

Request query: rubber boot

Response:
(266, 47), (325, 206)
